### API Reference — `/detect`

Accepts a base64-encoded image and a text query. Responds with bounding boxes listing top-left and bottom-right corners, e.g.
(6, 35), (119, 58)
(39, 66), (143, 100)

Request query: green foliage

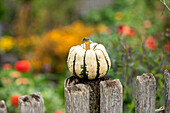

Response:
(0, 0), (77, 35)
(82, 1), (170, 112)
(83, 0), (169, 35)
(89, 30), (169, 112)
(0, 0), (5, 20)
(0, 69), (65, 113)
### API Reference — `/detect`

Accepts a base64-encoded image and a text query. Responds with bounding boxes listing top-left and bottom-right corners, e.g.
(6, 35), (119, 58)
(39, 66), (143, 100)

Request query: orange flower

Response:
(54, 111), (63, 113)
(145, 36), (157, 50)
(16, 78), (29, 85)
(15, 60), (31, 72)
(165, 42), (170, 53)
(117, 25), (136, 37)
(10, 71), (21, 78)
(10, 94), (21, 107)
(2, 64), (12, 70)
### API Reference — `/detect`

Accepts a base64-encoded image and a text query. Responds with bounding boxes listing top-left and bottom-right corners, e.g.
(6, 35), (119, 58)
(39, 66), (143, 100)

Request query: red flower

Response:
(15, 60), (31, 72)
(10, 94), (21, 107)
(117, 25), (136, 37)
(165, 42), (170, 53)
(54, 111), (63, 113)
(145, 36), (157, 50)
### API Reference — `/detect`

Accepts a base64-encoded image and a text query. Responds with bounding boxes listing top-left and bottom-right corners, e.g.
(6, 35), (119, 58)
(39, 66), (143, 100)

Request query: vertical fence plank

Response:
(18, 92), (44, 113)
(164, 69), (170, 113)
(135, 73), (156, 113)
(100, 79), (123, 113)
(65, 83), (90, 113)
(0, 100), (7, 113)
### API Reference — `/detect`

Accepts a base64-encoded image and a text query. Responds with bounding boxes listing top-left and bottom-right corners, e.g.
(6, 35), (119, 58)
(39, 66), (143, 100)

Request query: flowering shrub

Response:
(0, 62), (65, 113)
(10, 94), (21, 107)
(29, 21), (108, 72)
(15, 60), (31, 72)
(0, 21), (108, 72)
(90, 27), (169, 112)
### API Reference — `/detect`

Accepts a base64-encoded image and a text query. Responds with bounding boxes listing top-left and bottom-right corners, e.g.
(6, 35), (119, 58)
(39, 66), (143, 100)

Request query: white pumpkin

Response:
(67, 38), (111, 80)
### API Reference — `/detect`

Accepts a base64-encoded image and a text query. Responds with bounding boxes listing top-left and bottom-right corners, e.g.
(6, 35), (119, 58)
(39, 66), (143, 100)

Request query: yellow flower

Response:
(114, 12), (123, 20)
(0, 36), (14, 51)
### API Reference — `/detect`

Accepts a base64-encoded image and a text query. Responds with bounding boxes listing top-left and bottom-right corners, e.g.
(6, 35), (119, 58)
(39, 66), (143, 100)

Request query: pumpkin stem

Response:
(82, 38), (90, 50)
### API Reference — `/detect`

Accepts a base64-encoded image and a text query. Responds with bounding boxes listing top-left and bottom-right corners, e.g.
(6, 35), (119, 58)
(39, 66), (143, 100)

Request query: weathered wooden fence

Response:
(0, 93), (44, 113)
(64, 69), (170, 113)
(0, 69), (169, 113)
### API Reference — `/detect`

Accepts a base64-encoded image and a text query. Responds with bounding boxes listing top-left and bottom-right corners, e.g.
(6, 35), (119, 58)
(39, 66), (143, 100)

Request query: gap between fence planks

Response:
(0, 100), (7, 113)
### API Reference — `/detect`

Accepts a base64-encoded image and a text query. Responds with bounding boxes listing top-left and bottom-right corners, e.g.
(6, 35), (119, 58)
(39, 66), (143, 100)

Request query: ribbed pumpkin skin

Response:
(67, 43), (111, 80)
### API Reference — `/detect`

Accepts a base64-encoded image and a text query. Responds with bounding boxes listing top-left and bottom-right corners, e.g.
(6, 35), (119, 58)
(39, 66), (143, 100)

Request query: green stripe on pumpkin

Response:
(81, 51), (88, 79)
(73, 53), (78, 77)
(95, 53), (100, 79)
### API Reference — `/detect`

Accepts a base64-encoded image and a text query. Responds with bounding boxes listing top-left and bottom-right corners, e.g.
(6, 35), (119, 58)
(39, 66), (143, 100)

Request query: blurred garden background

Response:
(0, 0), (170, 113)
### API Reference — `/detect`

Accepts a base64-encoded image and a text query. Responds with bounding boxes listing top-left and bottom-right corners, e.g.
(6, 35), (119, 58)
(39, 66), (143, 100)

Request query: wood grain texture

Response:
(18, 92), (44, 113)
(64, 76), (114, 113)
(164, 69), (170, 113)
(100, 79), (123, 113)
(0, 100), (7, 113)
(135, 73), (156, 113)
(65, 81), (90, 113)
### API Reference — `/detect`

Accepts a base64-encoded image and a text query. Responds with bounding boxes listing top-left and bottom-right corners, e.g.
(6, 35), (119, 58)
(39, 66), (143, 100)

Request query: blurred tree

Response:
(0, 0), (77, 36)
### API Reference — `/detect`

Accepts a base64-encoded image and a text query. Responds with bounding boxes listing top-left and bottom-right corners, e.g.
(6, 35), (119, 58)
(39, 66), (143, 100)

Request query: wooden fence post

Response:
(164, 69), (170, 113)
(64, 77), (90, 113)
(64, 76), (123, 113)
(18, 92), (44, 113)
(0, 100), (7, 113)
(65, 84), (90, 113)
(100, 79), (123, 113)
(135, 73), (156, 113)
